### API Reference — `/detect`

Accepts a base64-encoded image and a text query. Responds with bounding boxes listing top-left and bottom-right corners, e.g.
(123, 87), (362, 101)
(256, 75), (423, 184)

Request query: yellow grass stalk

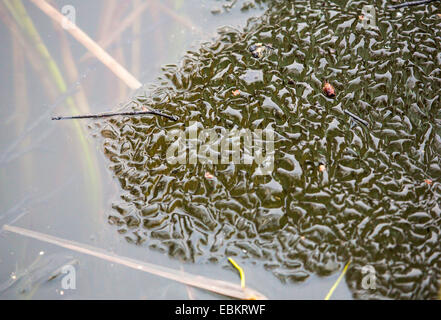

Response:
(30, 0), (142, 90)
(324, 260), (351, 300)
(3, 225), (268, 300)
(228, 257), (246, 289)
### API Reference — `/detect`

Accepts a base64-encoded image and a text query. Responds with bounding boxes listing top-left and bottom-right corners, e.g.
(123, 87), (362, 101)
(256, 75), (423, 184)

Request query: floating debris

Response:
(241, 1), (256, 11)
(323, 81), (336, 98)
(211, 7), (222, 15)
(249, 43), (273, 58)
(205, 171), (214, 179)
(232, 89), (240, 96)
(425, 179), (433, 185)
(319, 164), (326, 172)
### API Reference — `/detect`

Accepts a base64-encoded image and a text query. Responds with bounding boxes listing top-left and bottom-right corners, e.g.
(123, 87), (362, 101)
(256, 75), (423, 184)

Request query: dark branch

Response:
(390, 0), (439, 9)
(52, 109), (178, 121)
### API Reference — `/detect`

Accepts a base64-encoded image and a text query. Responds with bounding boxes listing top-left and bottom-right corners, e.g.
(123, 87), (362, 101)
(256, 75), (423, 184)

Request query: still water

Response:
(1, 0), (440, 300)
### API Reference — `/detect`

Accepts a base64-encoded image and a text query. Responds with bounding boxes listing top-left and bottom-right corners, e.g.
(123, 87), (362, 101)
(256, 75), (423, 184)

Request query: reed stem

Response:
(3, 224), (267, 300)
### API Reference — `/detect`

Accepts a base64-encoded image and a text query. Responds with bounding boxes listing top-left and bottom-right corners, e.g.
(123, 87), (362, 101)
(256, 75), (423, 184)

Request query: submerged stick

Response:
(131, 0), (143, 78)
(151, 0), (205, 36)
(389, 0), (439, 9)
(52, 110), (178, 121)
(52, 18), (90, 115)
(29, 0), (142, 90)
(2, 225), (267, 300)
(80, 0), (149, 63)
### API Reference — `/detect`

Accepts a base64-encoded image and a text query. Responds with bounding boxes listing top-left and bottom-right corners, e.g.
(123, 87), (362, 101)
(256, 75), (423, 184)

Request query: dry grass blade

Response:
(29, 0), (142, 90)
(3, 225), (268, 300)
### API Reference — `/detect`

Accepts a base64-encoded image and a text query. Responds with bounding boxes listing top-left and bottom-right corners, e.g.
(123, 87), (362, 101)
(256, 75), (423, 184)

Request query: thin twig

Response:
(29, 0), (142, 90)
(2, 225), (267, 300)
(344, 110), (369, 127)
(52, 110), (178, 121)
(389, 0), (439, 9)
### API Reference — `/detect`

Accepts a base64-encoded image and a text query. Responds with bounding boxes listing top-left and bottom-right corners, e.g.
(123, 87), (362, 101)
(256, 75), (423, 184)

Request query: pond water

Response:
(1, 0), (440, 300)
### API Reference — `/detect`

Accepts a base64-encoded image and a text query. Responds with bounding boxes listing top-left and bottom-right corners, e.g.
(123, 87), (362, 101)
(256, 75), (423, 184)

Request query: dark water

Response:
(96, 0), (441, 299)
